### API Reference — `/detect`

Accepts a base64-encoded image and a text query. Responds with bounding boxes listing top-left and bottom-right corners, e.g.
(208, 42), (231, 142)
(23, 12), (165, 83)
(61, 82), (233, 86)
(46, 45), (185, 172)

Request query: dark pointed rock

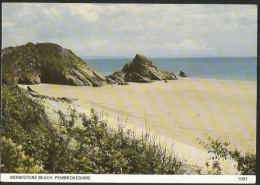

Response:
(27, 85), (34, 92)
(179, 71), (188, 77)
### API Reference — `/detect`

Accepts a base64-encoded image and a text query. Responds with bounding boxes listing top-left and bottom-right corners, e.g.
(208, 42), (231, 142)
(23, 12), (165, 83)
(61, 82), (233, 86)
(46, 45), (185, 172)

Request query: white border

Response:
(0, 174), (256, 183)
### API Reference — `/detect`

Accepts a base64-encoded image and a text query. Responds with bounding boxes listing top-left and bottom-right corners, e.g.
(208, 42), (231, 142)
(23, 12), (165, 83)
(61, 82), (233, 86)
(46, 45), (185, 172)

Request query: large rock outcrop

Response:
(2, 42), (107, 86)
(106, 54), (178, 84)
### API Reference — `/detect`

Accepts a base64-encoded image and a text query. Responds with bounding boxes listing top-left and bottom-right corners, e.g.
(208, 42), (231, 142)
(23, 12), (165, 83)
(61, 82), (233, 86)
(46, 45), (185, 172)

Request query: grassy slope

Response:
(1, 85), (185, 174)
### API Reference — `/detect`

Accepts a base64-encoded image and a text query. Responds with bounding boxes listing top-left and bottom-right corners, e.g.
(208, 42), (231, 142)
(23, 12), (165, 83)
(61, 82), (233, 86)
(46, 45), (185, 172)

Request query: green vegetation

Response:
(2, 42), (106, 86)
(1, 85), (256, 175)
(2, 85), (67, 173)
(1, 42), (255, 175)
(1, 85), (183, 174)
(1, 136), (43, 173)
(198, 136), (256, 175)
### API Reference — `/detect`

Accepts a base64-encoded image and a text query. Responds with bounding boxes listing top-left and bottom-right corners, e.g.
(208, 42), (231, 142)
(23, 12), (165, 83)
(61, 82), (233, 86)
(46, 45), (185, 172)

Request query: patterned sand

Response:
(25, 78), (256, 173)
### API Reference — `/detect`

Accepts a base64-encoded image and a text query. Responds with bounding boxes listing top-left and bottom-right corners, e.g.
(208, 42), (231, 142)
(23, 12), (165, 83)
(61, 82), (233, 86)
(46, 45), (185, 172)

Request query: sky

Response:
(2, 3), (257, 57)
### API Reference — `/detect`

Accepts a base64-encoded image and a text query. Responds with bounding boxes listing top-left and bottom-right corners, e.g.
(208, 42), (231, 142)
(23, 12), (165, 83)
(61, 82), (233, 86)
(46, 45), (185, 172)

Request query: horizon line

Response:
(82, 55), (257, 59)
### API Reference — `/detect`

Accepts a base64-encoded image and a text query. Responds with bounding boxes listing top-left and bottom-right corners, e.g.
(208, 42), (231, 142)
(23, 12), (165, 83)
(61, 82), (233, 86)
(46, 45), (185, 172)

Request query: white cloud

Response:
(63, 4), (101, 22)
(1, 3), (257, 57)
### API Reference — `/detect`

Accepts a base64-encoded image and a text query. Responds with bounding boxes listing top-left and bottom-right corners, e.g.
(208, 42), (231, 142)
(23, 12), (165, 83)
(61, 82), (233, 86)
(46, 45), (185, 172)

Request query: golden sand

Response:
(23, 78), (256, 173)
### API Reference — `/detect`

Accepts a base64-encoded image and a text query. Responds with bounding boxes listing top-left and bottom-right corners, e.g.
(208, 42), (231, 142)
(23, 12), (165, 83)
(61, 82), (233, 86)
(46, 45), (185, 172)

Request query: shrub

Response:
(198, 136), (256, 175)
(1, 136), (43, 173)
(2, 85), (183, 174)
(73, 109), (183, 174)
(1, 85), (72, 173)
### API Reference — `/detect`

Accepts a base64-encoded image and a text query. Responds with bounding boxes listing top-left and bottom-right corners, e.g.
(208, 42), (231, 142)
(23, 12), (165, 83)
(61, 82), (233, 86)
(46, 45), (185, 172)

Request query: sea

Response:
(83, 57), (257, 81)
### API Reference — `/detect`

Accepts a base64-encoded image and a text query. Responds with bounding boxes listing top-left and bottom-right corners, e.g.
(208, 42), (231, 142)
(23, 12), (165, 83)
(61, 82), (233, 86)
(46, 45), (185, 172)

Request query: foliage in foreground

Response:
(3, 85), (255, 175)
(1, 136), (43, 173)
(1, 85), (182, 174)
(198, 136), (256, 175)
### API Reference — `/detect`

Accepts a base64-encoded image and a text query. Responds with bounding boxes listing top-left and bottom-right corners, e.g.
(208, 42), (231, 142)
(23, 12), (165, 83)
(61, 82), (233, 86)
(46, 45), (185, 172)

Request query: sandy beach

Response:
(23, 78), (256, 173)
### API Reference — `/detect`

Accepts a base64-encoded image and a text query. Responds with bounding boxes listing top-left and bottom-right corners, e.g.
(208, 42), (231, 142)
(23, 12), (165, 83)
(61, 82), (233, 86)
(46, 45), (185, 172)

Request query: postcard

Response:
(1, 3), (257, 183)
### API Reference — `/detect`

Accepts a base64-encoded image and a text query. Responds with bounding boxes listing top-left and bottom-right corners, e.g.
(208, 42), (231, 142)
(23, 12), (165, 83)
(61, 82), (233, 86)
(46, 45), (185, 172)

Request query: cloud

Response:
(2, 3), (257, 57)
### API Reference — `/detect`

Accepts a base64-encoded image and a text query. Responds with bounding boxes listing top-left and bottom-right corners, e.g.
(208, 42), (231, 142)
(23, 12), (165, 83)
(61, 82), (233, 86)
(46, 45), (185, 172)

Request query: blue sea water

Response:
(83, 57), (257, 81)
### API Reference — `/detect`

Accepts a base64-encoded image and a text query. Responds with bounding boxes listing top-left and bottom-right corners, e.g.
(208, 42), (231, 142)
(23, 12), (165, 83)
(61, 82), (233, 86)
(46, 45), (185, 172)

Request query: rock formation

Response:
(106, 70), (128, 85)
(2, 42), (107, 86)
(179, 70), (188, 77)
(107, 54), (178, 84)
